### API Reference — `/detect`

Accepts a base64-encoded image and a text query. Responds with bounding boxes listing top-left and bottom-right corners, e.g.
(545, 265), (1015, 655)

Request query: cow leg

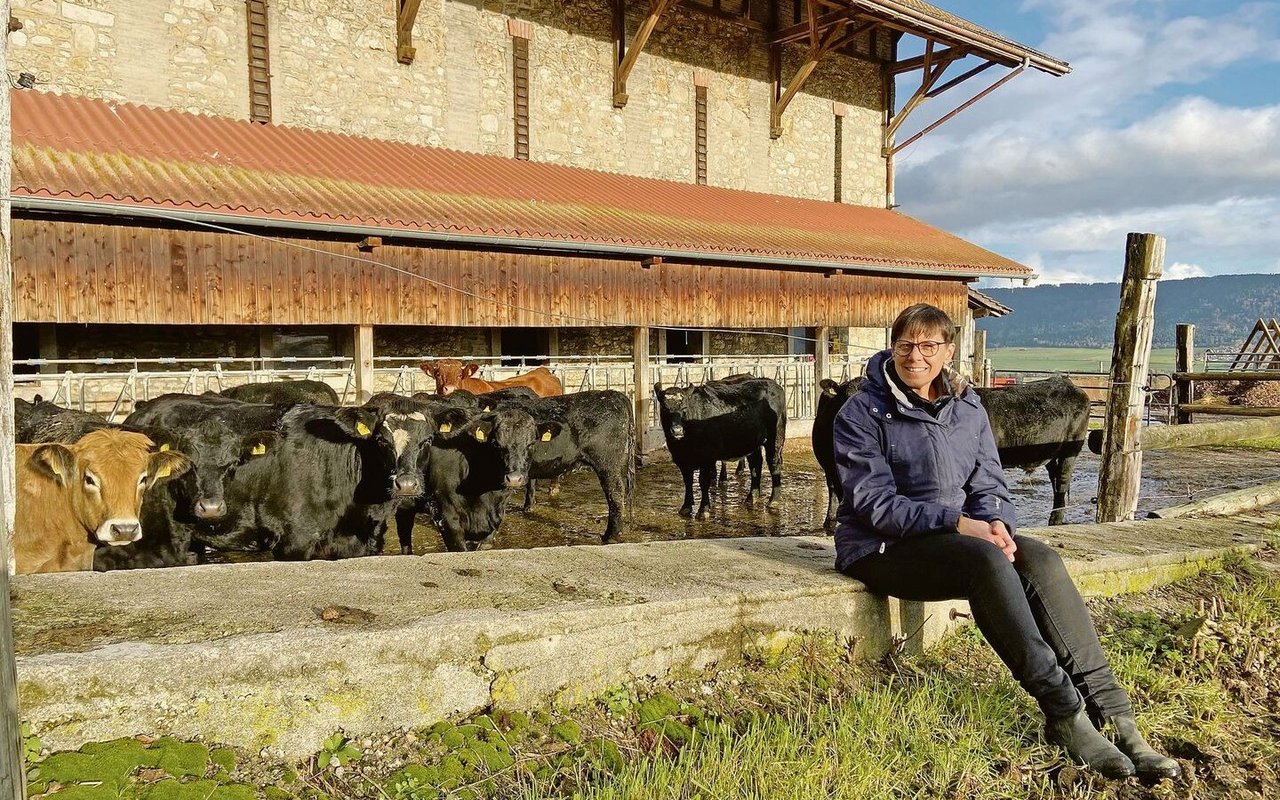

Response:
(696, 463), (714, 520)
(744, 449), (764, 506)
(736, 457), (748, 475)
(678, 464), (697, 518)
(1047, 456), (1074, 526)
(766, 434), (784, 508)
(718, 462), (728, 483)
(597, 466), (626, 543)
(395, 506), (416, 555)
(824, 477), (840, 531)
(523, 479), (537, 511)
(438, 509), (468, 552)
(548, 477), (562, 497)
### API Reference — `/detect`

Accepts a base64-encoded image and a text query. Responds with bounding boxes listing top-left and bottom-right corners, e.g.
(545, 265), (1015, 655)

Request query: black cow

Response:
(14, 398), (115, 444)
(488, 390), (635, 543)
(811, 375), (1089, 528)
(812, 378), (861, 530)
(654, 377), (787, 519)
(975, 376), (1089, 527)
(217, 379), (339, 405)
(413, 404), (541, 552)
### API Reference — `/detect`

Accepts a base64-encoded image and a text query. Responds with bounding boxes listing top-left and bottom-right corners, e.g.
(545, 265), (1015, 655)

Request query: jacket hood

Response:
(863, 349), (972, 405)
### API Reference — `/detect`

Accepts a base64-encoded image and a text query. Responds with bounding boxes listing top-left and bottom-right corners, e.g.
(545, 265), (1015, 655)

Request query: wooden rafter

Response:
(396, 0), (423, 65)
(769, 0), (876, 138)
(613, 0), (680, 108)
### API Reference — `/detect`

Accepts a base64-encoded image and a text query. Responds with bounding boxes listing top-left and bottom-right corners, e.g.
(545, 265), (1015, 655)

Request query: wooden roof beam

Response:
(770, 9), (865, 45)
(613, 0), (680, 108)
(396, 0), (423, 64)
(888, 57), (1027, 155)
(890, 45), (966, 74)
(770, 7), (876, 138)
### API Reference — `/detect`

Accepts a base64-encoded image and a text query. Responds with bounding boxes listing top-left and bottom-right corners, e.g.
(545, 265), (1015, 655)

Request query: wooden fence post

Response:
(1175, 323), (1194, 424)
(353, 325), (375, 404)
(814, 325), (830, 403)
(973, 330), (988, 388)
(1096, 233), (1164, 523)
(633, 326), (650, 457)
(2, 4), (28, 792)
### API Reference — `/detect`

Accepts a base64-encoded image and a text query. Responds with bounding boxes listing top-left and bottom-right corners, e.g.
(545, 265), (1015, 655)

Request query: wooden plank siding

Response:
(9, 219), (969, 328)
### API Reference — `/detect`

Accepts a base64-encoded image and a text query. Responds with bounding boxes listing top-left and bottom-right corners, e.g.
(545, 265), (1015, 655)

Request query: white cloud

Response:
(1162, 262), (1208, 280)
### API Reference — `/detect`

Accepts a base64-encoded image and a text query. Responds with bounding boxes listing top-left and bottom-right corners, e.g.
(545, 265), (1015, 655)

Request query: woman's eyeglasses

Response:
(892, 340), (946, 357)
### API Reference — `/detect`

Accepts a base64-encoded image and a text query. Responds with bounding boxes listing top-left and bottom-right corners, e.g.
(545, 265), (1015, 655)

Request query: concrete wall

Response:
(7, 0), (887, 206)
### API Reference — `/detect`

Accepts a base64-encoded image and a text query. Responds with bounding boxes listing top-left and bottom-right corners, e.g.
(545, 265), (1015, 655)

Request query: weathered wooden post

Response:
(973, 330), (988, 387)
(813, 325), (830, 403)
(353, 324), (374, 403)
(1096, 233), (1164, 523)
(633, 326), (649, 456)
(1175, 323), (1195, 424)
(2, 2), (28, 791)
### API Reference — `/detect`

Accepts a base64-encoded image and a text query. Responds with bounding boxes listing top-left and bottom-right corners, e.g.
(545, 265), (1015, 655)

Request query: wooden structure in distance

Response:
(1227, 318), (1280, 372)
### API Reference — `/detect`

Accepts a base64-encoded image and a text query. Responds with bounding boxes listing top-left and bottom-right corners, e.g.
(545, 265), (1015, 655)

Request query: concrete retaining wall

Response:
(13, 513), (1274, 758)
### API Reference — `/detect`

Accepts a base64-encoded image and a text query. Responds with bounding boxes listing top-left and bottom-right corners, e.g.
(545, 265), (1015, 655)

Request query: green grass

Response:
(989, 347), (1179, 375)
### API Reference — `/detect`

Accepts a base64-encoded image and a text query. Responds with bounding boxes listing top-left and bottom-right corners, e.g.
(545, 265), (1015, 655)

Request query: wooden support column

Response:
(37, 322), (56, 375)
(396, 0), (423, 64)
(1096, 233), (1164, 523)
(814, 325), (830, 395)
(974, 330), (988, 388)
(633, 326), (650, 456)
(354, 325), (375, 404)
(258, 326), (273, 361)
(613, 0), (676, 108)
(1175, 323), (1194, 424)
(2, 6), (26, 791)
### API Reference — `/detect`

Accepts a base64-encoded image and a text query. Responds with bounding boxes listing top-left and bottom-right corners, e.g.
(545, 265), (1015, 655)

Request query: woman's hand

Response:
(957, 516), (1017, 562)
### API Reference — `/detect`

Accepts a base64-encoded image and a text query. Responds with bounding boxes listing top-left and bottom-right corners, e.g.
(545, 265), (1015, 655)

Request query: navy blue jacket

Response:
(833, 350), (1017, 571)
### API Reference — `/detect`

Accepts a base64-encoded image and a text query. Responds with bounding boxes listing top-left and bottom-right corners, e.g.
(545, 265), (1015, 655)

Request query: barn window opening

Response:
(695, 84), (708, 185)
(12, 323), (40, 374)
(512, 27), (531, 160)
(246, 0), (272, 124)
(789, 327), (816, 356)
(501, 327), (549, 367)
(666, 329), (704, 363)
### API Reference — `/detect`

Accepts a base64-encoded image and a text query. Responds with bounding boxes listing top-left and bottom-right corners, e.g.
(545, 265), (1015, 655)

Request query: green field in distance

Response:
(988, 347), (1179, 375)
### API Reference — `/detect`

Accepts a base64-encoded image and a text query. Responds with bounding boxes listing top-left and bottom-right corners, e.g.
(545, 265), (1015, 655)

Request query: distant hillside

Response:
(976, 274), (1280, 348)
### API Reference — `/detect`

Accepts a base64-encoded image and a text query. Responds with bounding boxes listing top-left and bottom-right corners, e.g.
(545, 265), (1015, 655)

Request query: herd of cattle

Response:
(10, 358), (1090, 575)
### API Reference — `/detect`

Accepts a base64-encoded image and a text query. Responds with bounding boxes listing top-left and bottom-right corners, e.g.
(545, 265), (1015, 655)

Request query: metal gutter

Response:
(11, 195), (1029, 280)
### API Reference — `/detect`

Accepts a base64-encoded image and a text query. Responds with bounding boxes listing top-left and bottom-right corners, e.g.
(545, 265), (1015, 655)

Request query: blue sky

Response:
(891, 0), (1280, 285)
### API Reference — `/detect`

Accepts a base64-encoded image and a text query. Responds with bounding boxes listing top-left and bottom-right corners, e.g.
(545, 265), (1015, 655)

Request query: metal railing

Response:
(989, 369), (1177, 426)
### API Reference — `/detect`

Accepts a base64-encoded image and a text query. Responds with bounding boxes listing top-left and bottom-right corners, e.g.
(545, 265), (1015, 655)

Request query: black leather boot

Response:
(1045, 707), (1135, 779)
(1108, 714), (1181, 780)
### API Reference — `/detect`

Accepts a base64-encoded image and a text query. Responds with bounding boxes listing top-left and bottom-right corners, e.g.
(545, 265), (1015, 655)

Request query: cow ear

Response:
(537, 422), (562, 442)
(652, 382), (664, 396)
(461, 363), (480, 379)
(241, 431), (278, 461)
(434, 408), (469, 437)
(419, 360), (436, 377)
(148, 451), (192, 483)
(820, 379), (837, 396)
(30, 444), (77, 486)
(472, 420), (494, 442)
(335, 407), (379, 439)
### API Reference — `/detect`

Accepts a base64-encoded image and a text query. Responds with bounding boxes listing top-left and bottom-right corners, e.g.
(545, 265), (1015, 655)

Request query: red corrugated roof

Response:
(10, 91), (1031, 278)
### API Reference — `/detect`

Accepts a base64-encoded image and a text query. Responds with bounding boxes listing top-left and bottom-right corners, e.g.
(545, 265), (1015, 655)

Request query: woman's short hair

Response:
(890, 303), (955, 344)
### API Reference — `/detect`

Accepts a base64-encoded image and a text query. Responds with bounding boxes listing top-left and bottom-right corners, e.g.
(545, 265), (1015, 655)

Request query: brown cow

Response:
(420, 359), (564, 397)
(13, 429), (191, 574)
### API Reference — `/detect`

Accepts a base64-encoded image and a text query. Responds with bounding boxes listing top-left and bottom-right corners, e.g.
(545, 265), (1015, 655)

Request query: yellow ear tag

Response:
(481, 404), (492, 412)
(475, 428), (487, 442)
(438, 422), (452, 433)
(155, 465), (172, 479)
(159, 443), (170, 452)
(251, 443), (267, 456)
(356, 421), (371, 437)
(541, 431), (552, 442)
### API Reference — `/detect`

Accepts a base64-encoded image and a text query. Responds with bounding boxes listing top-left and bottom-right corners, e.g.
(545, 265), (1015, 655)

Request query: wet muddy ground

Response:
(401, 438), (1280, 555)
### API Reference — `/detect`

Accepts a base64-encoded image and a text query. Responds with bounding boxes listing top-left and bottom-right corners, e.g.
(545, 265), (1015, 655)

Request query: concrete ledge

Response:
(13, 513), (1276, 757)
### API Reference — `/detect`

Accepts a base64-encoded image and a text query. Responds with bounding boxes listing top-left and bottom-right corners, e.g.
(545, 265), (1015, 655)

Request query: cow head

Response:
(370, 401), (437, 499)
(653, 384), (693, 440)
(27, 429), (191, 545)
(149, 418), (273, 522)
(421, 359), (478, 396)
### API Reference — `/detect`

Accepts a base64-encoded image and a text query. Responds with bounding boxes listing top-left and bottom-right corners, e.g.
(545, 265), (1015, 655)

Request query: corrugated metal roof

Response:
(10, 91), (1032, 278)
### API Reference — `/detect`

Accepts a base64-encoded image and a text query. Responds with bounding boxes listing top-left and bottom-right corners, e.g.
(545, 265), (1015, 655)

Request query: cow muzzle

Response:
(504, 472), (527, 489)
(392, 475), (421, 498)
(96, 519), (142, 545)
(195, 497), (228, 519)
(669, 424), (685, 440)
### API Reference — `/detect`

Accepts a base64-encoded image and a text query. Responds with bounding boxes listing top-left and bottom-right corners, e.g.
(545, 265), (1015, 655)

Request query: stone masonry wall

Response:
(7, 0), (887, 206)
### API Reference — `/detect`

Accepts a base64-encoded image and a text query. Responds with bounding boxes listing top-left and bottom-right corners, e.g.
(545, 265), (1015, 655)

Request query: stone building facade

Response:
(8, 0), (887, 207)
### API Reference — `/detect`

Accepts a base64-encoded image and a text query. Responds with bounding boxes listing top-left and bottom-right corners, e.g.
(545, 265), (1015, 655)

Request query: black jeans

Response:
(843, 533), (1132, 721)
